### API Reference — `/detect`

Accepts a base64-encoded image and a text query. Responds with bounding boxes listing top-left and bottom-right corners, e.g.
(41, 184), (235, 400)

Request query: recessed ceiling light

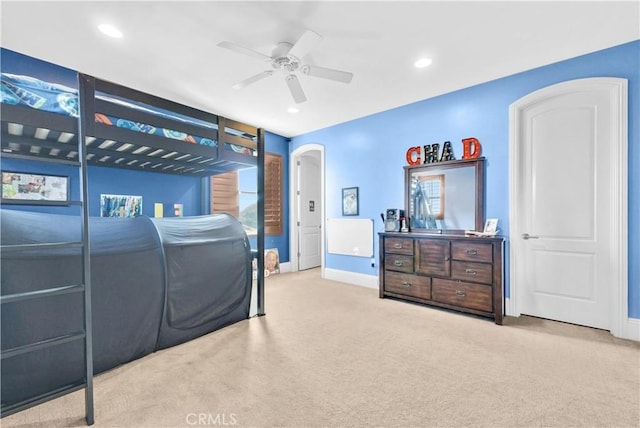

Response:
(287, 107), (299, 114)
(414, 57), (433, 68)
(98, 24), (123, 39)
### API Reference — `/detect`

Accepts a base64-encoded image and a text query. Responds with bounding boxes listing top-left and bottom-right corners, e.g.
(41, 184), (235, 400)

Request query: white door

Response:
(298, 152), (321, 270)
(510, 78), (627, 331)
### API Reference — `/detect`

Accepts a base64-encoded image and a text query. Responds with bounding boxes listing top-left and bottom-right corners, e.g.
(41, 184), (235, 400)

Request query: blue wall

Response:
(291, 40), (639, 318)
(1, 158), (203, 217)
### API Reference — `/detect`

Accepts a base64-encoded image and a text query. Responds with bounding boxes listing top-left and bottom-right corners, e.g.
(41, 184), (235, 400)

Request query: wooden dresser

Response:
(379, 232), (504, 324)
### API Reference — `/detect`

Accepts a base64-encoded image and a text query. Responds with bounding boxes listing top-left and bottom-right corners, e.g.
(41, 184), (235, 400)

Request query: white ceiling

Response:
(1, 1), (638, 138)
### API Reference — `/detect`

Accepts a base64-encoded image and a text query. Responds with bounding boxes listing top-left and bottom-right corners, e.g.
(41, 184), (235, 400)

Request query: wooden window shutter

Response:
(210, 171), (239, 218)
(265, 153), (283, 235)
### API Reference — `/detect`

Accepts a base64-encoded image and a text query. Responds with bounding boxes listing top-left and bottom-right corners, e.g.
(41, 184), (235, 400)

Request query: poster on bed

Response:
(100, 194), (142, 218)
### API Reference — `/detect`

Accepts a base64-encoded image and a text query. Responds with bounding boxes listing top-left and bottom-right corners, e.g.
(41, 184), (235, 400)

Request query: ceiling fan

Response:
(217, 30), (353, 104)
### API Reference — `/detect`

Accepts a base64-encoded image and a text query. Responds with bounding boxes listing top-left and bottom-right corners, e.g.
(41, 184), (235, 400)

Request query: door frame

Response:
(289, 144), (325, 273)
(508, 77), (629, 339)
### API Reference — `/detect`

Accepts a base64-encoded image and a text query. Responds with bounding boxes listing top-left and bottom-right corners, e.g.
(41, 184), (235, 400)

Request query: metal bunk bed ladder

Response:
(0, 75), (95, 425)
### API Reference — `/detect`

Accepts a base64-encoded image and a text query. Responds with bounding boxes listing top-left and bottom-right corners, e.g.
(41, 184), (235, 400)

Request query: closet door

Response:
(510, 78), (627, 331)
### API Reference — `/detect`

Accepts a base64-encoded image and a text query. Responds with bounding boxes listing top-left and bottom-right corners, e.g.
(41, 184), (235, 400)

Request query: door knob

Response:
(522, 233), (539, 240)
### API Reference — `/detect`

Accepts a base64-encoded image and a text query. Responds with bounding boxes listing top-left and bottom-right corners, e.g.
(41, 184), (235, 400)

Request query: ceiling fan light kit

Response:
(218, 29), (354, 104)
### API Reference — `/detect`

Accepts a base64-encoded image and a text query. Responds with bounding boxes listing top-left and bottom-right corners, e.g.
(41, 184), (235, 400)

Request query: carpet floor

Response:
(3, 268), (639, 427)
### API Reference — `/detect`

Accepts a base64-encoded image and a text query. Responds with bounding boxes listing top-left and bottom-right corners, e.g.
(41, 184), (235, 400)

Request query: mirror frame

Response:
(404, 157), (485, 234)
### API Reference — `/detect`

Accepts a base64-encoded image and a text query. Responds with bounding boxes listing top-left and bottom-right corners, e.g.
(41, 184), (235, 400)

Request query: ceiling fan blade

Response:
(301, 65), (353, 84)
(285, 74), (307, 104)
(232, 70), (274, 90)
(217, 41), (271, 62)
(287, 30), (323, 59)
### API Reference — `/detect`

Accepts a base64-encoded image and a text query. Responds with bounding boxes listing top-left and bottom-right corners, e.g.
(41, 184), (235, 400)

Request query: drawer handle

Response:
(455, 290), (466, 298)
(466, 249), (478, 255)
(402, 282), (411, 288)
(394, 260), (403, 266)
(394, 243), (403, 249)
(465, 268), (477, 275)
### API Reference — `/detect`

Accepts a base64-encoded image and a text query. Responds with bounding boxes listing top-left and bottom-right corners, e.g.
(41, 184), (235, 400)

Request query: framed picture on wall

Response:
(100, 194), (143, 218)
(342, 186), (359, 216)
(1, 171), (69, 205)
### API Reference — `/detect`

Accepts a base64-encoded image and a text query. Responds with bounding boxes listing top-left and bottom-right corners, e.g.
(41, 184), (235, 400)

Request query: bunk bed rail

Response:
(2, 72), (260, 177)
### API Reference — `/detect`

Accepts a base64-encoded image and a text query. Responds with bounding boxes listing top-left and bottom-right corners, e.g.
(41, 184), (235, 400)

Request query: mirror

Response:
(405, 157), (484, 233)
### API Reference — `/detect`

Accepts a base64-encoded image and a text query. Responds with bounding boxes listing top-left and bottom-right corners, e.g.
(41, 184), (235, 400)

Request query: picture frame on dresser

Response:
(484, 218), (498, 234)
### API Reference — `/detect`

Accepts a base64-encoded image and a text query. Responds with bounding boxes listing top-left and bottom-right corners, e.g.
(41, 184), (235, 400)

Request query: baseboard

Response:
(505, 297), (517, 317)
(323, 268), (379, 290)
(279, 262), (291, 273)
(505, 298), (640, 341)
(624, 317), (640, 342)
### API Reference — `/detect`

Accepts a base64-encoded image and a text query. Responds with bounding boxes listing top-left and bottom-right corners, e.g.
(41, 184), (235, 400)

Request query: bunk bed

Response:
(0, 70), (267, 424)
(1, 72), (259, 176)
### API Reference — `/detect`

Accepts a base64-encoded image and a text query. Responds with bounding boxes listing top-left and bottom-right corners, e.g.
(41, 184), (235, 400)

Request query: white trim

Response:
(289, 144), (325, 273)
(278, 261), (291, 273)
(505, 297), (519, 318)
(509, 77), (628, 339)
(506, 297), (639, 342)
(610, 78), (629, 339)
(323, 267), (379, 290)
(624, 318), (640, 342)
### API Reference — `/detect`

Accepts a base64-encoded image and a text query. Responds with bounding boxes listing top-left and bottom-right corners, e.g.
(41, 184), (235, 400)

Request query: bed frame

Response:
(2, 74), (259, 176)
(0, 72), (266, 424)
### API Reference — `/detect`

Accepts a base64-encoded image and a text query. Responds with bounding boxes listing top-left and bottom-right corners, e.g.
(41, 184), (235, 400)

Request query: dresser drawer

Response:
(432, 278), (493, 312)
(451, 241), (492, 263)
(384, 271), (431, 300)
(451, 261), (493, 285)
(384, 254), (414, 273)
(384, 237), (414, 255)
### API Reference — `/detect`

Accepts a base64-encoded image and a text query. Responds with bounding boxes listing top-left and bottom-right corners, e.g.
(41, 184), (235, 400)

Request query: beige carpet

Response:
(3, 269), (639, 428)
